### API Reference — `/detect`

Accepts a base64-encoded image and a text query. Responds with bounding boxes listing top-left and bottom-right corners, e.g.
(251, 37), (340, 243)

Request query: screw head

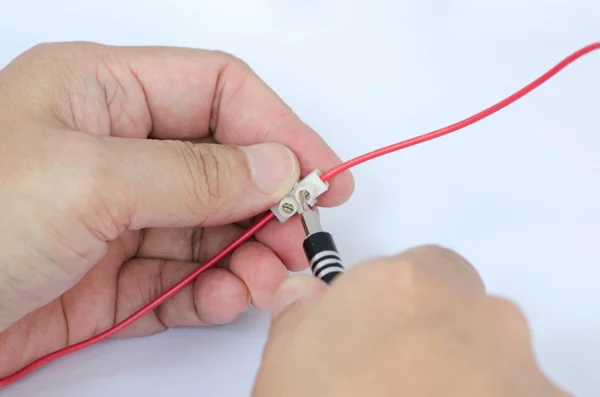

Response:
(281, 202), (295, 214)
(300, 190), (311, 201)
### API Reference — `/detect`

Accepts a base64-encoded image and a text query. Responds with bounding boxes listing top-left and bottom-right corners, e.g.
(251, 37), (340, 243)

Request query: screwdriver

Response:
(300, 204), (345, 284)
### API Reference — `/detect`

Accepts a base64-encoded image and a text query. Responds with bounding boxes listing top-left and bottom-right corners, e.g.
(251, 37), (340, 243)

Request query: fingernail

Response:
(240, 143), (300, 195)
(271, 276), (324, 319)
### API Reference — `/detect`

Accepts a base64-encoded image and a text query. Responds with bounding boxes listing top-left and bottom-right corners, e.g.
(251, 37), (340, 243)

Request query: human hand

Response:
(252, 245), (570, 397)
(0, 42), (353, 377)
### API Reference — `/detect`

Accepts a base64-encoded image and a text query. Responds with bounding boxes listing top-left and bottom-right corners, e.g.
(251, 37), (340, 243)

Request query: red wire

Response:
(1, 42), (599, 389)
(0, 214), (275, 387)
(321, 42), (600, 181)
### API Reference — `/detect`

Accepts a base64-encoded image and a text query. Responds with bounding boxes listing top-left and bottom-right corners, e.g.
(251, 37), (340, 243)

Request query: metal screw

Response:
(300, 190), (311, 201)
(281, 202), (295, 214)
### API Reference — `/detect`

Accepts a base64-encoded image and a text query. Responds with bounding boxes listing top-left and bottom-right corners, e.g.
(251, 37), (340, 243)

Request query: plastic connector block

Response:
(270, 169), (329, 222)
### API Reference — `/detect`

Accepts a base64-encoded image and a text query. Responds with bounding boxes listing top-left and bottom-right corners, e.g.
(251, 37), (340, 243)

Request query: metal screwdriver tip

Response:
(301, 208), (323, 236)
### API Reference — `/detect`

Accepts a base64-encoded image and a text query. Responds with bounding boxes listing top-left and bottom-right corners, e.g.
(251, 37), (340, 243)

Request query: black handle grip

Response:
(303, 231), (344, 284)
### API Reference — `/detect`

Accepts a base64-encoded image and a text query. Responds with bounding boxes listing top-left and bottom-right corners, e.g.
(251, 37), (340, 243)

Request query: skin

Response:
(0, 43), (570, 396)
(0, 42), (354, 377)
(254, 246), (572, 396)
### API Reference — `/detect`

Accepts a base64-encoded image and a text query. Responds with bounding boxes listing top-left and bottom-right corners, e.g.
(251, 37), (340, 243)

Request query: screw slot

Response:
(281, 202), (295, 214)
(300, 190), (311, 201)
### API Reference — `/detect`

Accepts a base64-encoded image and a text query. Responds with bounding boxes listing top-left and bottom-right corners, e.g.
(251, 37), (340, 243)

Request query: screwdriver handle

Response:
(303, 231), (344, 284)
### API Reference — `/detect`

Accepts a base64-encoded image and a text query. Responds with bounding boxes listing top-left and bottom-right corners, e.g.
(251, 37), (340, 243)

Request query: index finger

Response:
(114, 46), (354, 207)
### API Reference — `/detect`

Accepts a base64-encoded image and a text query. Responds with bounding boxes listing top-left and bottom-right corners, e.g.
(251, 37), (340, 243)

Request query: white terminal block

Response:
(270, 169), (329, 222)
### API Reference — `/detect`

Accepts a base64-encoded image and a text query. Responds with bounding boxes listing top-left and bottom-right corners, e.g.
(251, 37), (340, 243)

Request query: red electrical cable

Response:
(0, 213), (275, 388)
(321, 42), (600, 181)
(1, 42), (599, 389)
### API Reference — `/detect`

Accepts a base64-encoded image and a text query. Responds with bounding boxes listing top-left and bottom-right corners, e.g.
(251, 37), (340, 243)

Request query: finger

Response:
(137, 227), (198, 261)
(98, 138), (300, 231)
(137, 225), (245, 265)
(230, 212), (311, 272)
(271, 275), (328, 319)
(60, 232), (139, 341)
(393, 245), (485, 294)
(0, 300), (67, 378)
(228, 241), (290, 309)
(254, 215), (310, 272)
(252, 275), (328, 397)
(114, 258), (249, 337)
(5, 43), (353, 207)
(139, 227), (290, 309)
(268, 275), (328, 334)
(116, 45), (354, 207)
(6, 43), (353, 207)
(234, 216), (258, 229)
(0, 234), (141, 377)
(137, 219), (311, 277)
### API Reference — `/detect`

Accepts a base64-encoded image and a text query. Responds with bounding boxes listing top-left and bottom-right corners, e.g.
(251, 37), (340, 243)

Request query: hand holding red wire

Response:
(0, 42), (598, 388)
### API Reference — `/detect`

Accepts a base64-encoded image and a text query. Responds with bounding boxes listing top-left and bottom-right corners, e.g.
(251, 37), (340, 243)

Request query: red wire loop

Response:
(1, 42), (599, 388)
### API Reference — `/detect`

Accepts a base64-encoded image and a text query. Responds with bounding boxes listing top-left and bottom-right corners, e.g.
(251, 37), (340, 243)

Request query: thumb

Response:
(99, 138), (300, 229)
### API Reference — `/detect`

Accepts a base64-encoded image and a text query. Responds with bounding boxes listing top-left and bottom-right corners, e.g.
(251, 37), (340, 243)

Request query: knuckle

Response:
(4, 42), (102, 83)
(207, 51), (253, 134)
(94, 50), (152, 136)
(385, 259), (428, 291)
(209, 49), (236, 61)
(2, 42), (105, 123)
(370, 257), (430, 292)
(486, 297), (532, 342)
(397, 244), (471, 269)
(397, 244), (485, 293)
(488, 297), (527, 324)
(210, 49), (250, 69)
(409, 244), (460, 258)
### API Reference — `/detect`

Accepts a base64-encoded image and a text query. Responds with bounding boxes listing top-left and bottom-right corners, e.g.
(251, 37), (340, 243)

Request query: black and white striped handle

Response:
(303, 231), (344, 284)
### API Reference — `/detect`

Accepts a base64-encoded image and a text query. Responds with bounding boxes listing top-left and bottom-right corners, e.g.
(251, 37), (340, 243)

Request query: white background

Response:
(1, 1), (600, 396)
